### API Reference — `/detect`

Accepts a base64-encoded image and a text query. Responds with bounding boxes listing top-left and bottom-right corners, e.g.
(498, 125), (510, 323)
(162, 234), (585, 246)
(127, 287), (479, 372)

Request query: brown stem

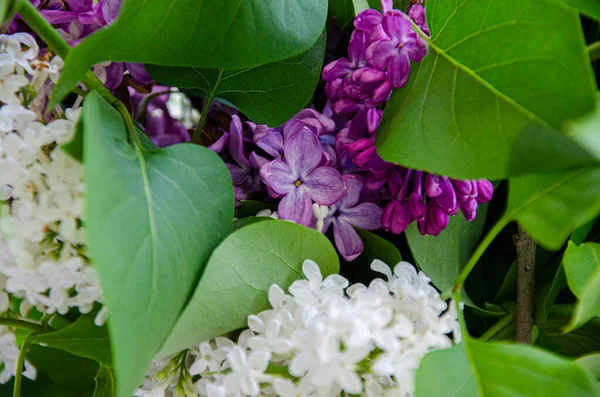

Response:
(514, 225), (537, 344)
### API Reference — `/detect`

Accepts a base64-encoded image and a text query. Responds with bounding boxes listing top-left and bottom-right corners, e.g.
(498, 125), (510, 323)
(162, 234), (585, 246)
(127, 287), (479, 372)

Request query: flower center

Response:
(294, 180), (302, 187)
(397, 42), (404, 49)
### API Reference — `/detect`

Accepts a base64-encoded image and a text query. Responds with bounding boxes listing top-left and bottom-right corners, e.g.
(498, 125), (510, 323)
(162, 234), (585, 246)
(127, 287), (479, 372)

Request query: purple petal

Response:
(354, 9), (383, 31)
(340, 175), (363, 208)
(367, 108), (381, 134)
(388, 51), (411, 88)
(260, 160), (295, 195)
(382, 13), (410, 41)
(284, 128), (322, 177)
(382, 200), (410, 234)
(208, 132), (229, 154)
(348, 30), (368, 65)
(101, 0), (121, 23)
(104, 62), (124, 90)
(476, 180), (494, 203)
(40, 10), (76, 24)
(255, 129), (284, 158)
(333, 219), (364, 262)
(278, 188), (313, 226)
(226, 163), (250, 186)
(425, 173), (442, 197)
(229, 115), (250, 168)
(381, 0), (394, 15)
(332, 99), (363, 117)
(67, 0), (92, 13)
(303, 167), (346, 206)
(293, 109), (336, 136)
(408, 193), (426, 221)
(460, 198), (478, 221)
(341, 202), (383, 230)
(434, 177), (458, 213)
(366, 40), (395, 70)
(126, 63), (153, 86)
(322, 58), (354, 82)
(406, 36), (428, 62)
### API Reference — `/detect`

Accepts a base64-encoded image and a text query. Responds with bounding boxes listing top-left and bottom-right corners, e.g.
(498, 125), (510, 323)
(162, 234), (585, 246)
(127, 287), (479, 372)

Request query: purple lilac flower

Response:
(366, 11), (427, 88)
(408, 1), (430, 36)
(322, 175), (382, 261)
(129, 86), (190, 147)
(225, 115), (263, 198)
(260, 128), (346, 226)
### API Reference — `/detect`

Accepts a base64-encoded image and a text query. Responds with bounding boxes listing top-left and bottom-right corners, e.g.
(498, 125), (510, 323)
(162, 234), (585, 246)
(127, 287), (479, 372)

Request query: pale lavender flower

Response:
(260, 129), (346, 226)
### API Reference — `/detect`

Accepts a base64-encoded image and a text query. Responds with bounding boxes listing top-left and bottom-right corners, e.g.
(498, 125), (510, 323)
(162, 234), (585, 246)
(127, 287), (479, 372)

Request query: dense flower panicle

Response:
(204, 0), (492, 258)
(0, 33), (104, 385)
(136, 260), (460, 397)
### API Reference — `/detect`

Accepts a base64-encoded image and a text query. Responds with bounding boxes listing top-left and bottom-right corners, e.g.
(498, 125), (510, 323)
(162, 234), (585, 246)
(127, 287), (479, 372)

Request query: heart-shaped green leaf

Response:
(558, 0), (600, 21)
(416, 339), (599, 396)
(159, 220), (339, 357)
(82, 92), (234, 397)
(26, 312), (111, 367)
(51, 0), (327, 107)
(146, 34), (326, 126)
(377, 0), (597, 179)
(563, 242), (600, 331)
(507, 167), (600, 250)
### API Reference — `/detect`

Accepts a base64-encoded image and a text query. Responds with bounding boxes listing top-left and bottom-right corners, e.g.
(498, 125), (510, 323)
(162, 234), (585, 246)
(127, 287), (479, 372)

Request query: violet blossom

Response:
(260, 128), (345, 226)
(321, 175), (382, 261)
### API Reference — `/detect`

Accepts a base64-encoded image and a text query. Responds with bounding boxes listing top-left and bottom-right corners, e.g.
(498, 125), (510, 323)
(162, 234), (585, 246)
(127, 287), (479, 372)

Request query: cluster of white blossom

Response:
(0, 33), (104, 332)
(136, 259), (459, 397)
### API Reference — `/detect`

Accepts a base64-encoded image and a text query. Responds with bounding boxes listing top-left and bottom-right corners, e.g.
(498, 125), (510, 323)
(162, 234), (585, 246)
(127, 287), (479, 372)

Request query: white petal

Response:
(370, 260), (392, 280)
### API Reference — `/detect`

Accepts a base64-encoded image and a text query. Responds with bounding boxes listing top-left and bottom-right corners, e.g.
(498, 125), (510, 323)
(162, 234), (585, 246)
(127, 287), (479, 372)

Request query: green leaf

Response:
(535, 257), (566, 324)
(376, 0), (597, 180)
(146, 34), (325, 126)
(328, 0), (358, 30)
(27, 345), (99, 393)
(563, 242), (600, 331)
(405, 203), (488, 293)
(92, 366), (116, 397)
(557, 0), (600, 21)
(26, 312), (111, 366)
(576, 354), (600, 381)
(82, 92), (234, 397)
(416, 339), (599, 396)
(52, 0), (327, 106)
(232, 216), (273, 231)
(344, 229), (401, 282)
(565, 95), (600, 161)
(61, 118), (84, 162)
(159, 221), (339, 356)
(507, 167), (600, 250)
(0, 0), (14, 23)
(352, 0), (370, 14)
(539, 305), (600, 357)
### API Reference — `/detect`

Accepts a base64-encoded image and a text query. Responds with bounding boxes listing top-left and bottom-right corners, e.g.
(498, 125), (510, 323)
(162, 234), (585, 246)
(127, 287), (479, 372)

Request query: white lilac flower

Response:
(139, 259), (458, 397)
(0, 33), (104, 335)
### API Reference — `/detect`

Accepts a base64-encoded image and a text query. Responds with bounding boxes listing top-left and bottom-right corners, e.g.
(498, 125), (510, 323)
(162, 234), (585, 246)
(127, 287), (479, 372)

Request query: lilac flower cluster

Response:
(210, 0), (493, 261)
(9, 0), (152, 90)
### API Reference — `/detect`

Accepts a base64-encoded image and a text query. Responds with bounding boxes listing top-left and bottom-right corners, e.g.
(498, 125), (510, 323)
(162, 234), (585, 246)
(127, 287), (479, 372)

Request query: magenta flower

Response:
(260, 129), (346, 226)
(225, 115), (263, 196)
(408, 2), (430, 37)
(322, 175), (383, 261)
(367, 11), (427, 88)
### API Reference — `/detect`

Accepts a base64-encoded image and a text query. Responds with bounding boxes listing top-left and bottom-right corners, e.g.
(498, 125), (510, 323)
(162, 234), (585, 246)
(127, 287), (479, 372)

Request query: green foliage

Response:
(92, 367), (115, 397)
(566, 96), (600, 161)
(27, 345), (99, 394)
(0, 0), (14, 23)
(558, 0), (600, 21)
(507, 167), (600, 250)
(61, 118), (84, 162)
(538, 305), (600, 357)
(416, 338), (599, 396)
(232, 216), (274, 231)
(376, 0), (597, 180)
(563, 242), (600, 331)
(405, 204), (488, 293)
(344, 229), (401, 282)
(146, 34), (325, 126)
(159, 221), (339, 357)
(82, 92), (234, 397)
(576, 354), (600, 381)
(51, 0), (327, 107)
(26, 312), (111, 366)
